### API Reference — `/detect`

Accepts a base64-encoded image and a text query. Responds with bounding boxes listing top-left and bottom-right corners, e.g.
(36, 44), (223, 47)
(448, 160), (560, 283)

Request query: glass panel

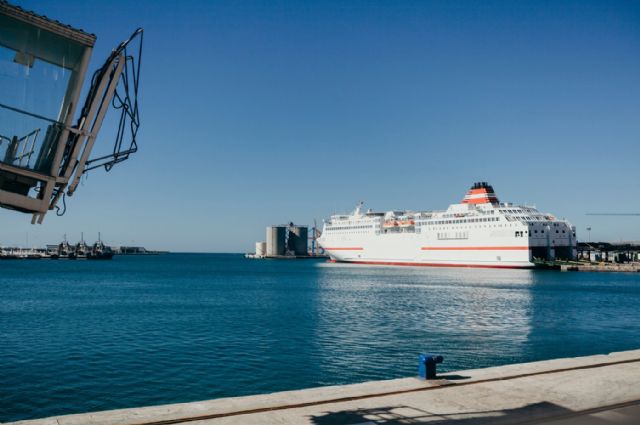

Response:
(0, 14), (87, 173)
(0, 107), (62, 172)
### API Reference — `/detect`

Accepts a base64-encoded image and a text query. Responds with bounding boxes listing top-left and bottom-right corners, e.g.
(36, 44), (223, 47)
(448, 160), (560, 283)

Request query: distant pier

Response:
(9, 349), (640, 424)
(0, 241), (166, 260)
(1, 236), (113, 260)
(559, 263), (640, 273)
(534, 259), (640, 273)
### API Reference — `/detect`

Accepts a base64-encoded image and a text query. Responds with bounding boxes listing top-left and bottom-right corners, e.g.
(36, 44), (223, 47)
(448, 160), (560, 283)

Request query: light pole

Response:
(585, 226), (592, 262)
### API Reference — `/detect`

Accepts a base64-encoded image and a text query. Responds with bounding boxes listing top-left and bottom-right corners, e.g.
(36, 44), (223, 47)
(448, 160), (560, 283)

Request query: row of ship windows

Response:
(325, 227), (572, 236)
(436, 209), (539, 217)
(419, 217), (499, 225)
(499, 209), (540, 215)
(431, 216), (552, 224)
(440, 211), (496, 218)
(327, 222), (567, 232)
(520, 230), (573, 236)
(508, 216), (548, 222)
(326, 225), (373, 231)
(531, 229), (567, 234)
(437, 232), (469, 240)
(433, 230), (571, 238)
(421, 225), (570, 233)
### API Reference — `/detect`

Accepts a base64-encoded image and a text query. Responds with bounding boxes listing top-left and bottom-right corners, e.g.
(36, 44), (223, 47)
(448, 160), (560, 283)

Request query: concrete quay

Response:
(560, 262), (640, 273)
(8, 349), (640, 425)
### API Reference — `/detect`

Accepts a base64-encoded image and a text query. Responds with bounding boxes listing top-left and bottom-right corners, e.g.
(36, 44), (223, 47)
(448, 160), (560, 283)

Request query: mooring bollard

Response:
(419, 353), (444, 379)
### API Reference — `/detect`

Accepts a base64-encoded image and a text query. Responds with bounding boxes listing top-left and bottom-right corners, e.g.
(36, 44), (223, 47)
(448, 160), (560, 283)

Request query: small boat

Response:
(75, 233), (89, 259)
(88, 235), (114, 260)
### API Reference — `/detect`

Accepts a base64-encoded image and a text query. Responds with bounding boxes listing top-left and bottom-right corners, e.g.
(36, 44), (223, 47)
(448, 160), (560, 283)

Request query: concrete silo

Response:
(255, 242), (266, 257)
(288, 225), (308, 256)
(266, 226), (287, 257)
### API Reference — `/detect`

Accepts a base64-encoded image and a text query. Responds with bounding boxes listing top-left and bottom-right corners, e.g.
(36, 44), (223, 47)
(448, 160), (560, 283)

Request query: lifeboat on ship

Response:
(397, 219), (415, 227)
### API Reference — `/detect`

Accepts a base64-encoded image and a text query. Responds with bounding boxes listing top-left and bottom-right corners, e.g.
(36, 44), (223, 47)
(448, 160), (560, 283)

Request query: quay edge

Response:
(7, 349), (640, 425)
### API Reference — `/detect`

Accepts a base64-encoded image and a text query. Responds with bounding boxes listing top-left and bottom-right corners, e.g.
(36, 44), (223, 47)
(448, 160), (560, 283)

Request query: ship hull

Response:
(320, 228), (537, 269)
(329, 259), (534, 269)
(323, 247), (535, 269)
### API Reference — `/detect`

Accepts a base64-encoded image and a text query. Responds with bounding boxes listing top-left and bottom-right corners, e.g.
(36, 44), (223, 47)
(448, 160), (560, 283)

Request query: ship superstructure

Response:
(318, 182), (576, 268)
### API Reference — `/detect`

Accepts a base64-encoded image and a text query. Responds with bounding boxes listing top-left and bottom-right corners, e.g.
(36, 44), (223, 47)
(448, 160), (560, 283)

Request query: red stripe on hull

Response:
(420, 246), (529, 251)
(329, 260), (533, 269)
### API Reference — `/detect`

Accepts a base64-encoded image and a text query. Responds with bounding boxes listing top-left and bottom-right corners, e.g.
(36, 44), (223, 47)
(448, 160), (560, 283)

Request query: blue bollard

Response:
(419, 353), (444, 379)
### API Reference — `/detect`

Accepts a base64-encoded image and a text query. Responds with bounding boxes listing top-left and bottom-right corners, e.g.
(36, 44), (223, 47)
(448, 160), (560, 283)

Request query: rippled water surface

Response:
(2, 254), (640, 422)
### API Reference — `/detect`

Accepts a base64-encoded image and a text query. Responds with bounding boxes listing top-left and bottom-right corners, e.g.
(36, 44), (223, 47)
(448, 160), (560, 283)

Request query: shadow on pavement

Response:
(308, 401), (618, 424)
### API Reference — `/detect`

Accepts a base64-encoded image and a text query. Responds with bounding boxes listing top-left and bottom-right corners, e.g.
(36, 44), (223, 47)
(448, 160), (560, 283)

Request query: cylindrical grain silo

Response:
(288, 225), (308, 256)
(255, 242), (266, 257)
(266, 226), (286, 256)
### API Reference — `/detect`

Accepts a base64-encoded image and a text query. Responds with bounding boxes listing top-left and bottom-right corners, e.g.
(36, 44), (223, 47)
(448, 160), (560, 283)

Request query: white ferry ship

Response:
(318, 182), (576, 268)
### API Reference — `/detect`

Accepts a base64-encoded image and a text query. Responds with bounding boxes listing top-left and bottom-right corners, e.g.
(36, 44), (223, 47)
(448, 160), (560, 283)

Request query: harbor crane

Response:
(586, 213), (640, 216)
(0, 1), (143, 223)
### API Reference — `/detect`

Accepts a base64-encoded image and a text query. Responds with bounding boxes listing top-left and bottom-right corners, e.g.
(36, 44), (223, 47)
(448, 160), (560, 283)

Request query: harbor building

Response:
(247, 222), (323, 259)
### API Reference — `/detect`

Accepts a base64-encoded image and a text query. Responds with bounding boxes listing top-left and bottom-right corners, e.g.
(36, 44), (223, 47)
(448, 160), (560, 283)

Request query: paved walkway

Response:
(8, 350), (640, 425)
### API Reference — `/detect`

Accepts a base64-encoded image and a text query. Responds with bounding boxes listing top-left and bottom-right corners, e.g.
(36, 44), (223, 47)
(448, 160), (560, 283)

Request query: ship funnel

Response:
(461, 182), (499, 205)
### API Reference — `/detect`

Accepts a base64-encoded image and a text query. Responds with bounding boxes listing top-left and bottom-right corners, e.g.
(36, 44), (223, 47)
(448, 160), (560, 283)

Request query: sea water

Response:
(2, 253), (640, 422)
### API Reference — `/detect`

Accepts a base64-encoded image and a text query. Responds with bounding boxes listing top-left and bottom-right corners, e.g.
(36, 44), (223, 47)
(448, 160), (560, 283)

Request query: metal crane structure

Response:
(0, 1), (142, 223)
(586, 213), (640, 216)
(309, 219), (324, 256)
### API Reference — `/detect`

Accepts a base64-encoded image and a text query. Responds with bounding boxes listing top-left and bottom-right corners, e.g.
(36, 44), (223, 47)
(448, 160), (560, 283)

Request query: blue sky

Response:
(2, 0), (639, 251)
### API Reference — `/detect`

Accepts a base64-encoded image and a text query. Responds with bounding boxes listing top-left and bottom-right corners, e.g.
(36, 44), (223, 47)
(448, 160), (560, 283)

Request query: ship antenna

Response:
(354, 201), (364, 215)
